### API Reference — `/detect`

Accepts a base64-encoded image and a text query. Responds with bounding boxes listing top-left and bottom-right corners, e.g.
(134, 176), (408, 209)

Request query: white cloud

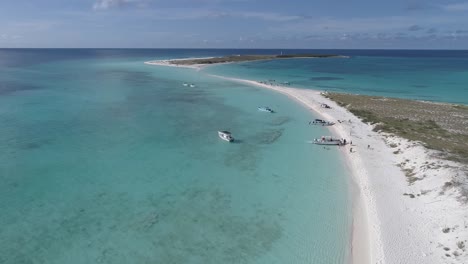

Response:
(10, 21), (57, 31)
(0, 34), (22, 41)
(241, 12), (302, 22)
(408, 25), (423, 31)
(269, 15), (466, 35)
(442, 2), (468, 11)
(106, 8), (303, 22)
(93, 0), (146, 11)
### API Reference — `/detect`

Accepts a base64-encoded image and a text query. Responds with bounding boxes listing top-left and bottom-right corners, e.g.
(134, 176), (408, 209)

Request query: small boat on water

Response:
(310, 119), (335, 126)
(189, 84), (196, 88)
(218, 131), (234, 142)
(258, 106), (274, 113)
(309, 136), (345, 145)
(183, 82), (189, 86)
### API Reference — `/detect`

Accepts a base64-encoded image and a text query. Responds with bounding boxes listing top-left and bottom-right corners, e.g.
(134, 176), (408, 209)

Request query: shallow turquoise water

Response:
(0, 54), (350, 263)
(205, 55), (468, 104)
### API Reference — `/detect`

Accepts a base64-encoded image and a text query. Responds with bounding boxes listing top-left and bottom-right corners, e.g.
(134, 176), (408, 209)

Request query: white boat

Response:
(189, 84), (196, 88)
(183, 82), (189, 86)
(218, 131), (234, 142)
(310, 136), (345, 145)
(310, 119), (335, 126)
(258, 106), (274, 113)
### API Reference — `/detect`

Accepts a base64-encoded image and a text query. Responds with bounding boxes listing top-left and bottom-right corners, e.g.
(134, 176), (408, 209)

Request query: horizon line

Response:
(1, 47), (468, 51)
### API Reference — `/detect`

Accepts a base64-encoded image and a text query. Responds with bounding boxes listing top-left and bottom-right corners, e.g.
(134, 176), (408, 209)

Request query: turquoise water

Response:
(205, 55), (468, 104)
(0, 51), (350, 263)
(4, 48), (465, 263)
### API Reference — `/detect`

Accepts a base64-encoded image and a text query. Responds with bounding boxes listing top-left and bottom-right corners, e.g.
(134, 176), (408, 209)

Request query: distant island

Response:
(169, 54), (342, 66)
(145, 54), (345, 69)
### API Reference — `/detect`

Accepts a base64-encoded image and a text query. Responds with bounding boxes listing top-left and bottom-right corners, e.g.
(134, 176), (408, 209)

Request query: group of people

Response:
(337, 119), (352, 123)
(349, 145), (370, 153)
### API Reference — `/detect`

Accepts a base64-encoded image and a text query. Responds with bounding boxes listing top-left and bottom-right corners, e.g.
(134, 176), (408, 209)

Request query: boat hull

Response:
(313, 141), (341, 145)
(219, 136), (234, 142)
(218, 131), (234, 142)
(258, 107), (274, 113)
(310, 119), (334, 126)
(309, 137), (344, 145)
(311, 122), (335, 126)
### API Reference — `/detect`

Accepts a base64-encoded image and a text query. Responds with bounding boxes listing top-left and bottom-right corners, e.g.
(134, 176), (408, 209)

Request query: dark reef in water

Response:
(0, 82), (41, 96)
(269, 116), (292, 126)
(310, 76), (344, 81)
(411, 84), (429, 88)
(254, 129), (284, 145)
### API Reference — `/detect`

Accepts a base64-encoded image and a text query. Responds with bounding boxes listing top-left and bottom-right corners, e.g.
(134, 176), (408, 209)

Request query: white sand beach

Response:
(146, 61), (468, 264)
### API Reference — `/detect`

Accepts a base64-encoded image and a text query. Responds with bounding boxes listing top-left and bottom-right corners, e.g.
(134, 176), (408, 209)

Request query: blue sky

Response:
(0, 0), (467, 48)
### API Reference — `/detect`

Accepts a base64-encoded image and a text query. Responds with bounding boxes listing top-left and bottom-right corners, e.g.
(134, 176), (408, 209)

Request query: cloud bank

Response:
(442, 2), (468, 11)
(93, 0), (145, 11)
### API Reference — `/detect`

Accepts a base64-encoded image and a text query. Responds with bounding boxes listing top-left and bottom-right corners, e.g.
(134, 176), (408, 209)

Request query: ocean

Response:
(204, 49), (468, 104)
(1, 49), (467, 264)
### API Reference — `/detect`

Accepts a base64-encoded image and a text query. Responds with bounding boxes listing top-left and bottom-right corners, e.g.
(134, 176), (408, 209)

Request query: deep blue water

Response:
(203, 50), (468, 104)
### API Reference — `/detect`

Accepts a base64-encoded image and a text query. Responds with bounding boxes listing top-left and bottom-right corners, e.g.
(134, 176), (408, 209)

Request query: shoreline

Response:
(146, 61), (468, 264)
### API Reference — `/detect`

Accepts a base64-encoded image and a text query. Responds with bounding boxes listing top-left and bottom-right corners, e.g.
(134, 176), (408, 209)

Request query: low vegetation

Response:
(325, 93), (468, 164)
(169, 54), (339, 65)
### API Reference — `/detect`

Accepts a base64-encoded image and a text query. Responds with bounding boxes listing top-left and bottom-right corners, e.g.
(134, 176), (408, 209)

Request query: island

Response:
(145, 54), (344, 69)
(170, 54), (340, 65)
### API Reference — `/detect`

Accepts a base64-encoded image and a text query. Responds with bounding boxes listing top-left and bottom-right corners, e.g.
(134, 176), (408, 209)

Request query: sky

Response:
(0, 0), (468, 49)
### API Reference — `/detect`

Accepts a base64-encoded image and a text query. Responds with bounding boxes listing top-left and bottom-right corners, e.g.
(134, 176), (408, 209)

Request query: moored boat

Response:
(310, 136), (346, 145)
(258, 106), (274, 113)
(189, 84), (196, 88)
(310, 119), (335, 126)
(183, 82), (188, 86)
(218, 131), (234, 142)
